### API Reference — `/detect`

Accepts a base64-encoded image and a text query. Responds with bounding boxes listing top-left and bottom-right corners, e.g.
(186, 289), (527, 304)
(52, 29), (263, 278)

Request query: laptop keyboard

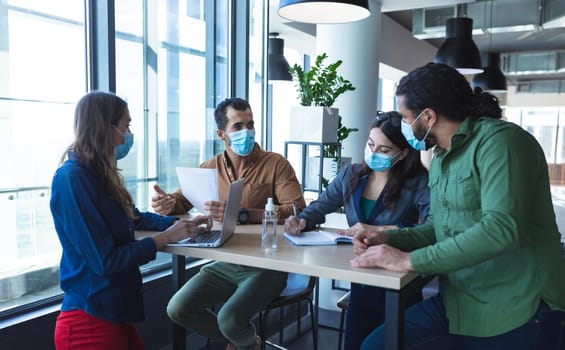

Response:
(192, 230), (221, 243)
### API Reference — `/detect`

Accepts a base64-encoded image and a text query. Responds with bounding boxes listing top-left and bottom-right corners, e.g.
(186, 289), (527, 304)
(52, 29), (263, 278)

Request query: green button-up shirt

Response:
(388, 117), (565, 337)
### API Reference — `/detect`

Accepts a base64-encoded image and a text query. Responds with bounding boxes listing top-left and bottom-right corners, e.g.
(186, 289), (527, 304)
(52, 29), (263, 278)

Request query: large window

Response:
(506, 106), (565, 241)
(0, 0), (85, 314)
(0, 0), (266, 316)
(506, 107), (565, 172)
(114, 0), (233, 271)
(270, 48), (301, 156)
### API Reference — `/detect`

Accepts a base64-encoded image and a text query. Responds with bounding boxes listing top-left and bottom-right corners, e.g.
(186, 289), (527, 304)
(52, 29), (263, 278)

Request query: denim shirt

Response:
(297, 163), (430, 230)
(50, 156), (176, 323)
(389, 118), (565, 337)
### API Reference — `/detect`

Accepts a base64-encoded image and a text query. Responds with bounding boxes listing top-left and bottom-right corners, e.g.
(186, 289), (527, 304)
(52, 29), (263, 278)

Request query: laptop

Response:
(169, 178), (244, 247)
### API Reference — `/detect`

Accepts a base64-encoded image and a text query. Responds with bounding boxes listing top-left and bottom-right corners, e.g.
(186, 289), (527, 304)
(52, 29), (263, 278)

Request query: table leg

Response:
(383, 275), (436, 350)
(172, 255), (186, 350)
(384, 289), (403, 350)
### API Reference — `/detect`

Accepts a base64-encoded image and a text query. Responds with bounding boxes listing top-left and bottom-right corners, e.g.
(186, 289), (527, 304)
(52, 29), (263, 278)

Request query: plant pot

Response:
(288, 106), (339, 143)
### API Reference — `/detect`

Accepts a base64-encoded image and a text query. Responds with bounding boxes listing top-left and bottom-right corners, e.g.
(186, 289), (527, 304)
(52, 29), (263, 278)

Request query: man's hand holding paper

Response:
(203, 200), (227, 222)
(176, 167), (219, 215)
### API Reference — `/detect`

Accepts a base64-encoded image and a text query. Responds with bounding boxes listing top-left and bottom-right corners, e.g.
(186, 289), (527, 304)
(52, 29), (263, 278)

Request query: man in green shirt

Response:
(353, 63), (565, 349)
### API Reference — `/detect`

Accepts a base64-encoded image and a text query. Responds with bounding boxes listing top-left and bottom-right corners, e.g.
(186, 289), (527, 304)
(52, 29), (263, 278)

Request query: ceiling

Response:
(270, 0), (565, 85)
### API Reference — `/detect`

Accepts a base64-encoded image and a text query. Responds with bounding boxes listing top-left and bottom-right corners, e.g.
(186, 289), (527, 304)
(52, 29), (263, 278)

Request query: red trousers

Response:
(54, 309), (144, 350)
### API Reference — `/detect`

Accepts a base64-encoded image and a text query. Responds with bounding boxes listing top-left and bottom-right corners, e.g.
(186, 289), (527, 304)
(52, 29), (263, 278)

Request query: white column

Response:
(316, 0), (381, 163)
(314, 1), (381, 311)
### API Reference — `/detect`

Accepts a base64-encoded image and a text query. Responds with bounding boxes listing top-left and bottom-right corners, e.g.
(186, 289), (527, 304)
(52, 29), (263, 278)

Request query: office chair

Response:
(258, 273), (318, 350)
(336, 291), (350, 350)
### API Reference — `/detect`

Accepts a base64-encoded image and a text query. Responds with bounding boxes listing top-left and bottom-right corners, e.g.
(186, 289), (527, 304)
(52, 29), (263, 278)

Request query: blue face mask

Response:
(364, 145), (400, 172)
(227, 129), (255, 156)
(400, 111), (432, 151)
(114, 127), (134, 160)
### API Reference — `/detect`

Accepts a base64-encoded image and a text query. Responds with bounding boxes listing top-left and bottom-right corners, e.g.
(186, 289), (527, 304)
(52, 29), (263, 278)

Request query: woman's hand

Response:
(284, 216), (306, 235)
(152, 215), (213, 249)
(151, 184), (176, 215)
(341, 223), (395, 255)
(350, 244), (412, 272)
(337, 223), (397, 237)
(337, 222), (370, 237)
(203, 200), (226, 222)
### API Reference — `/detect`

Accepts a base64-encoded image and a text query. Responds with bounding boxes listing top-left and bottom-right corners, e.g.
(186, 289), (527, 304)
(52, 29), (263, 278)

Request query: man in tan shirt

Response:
(152, 97), (306, 350)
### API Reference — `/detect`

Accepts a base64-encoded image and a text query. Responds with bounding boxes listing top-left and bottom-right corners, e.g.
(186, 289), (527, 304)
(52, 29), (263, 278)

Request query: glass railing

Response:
(0, 181), (178, 316)
(0, 186), (61, 314)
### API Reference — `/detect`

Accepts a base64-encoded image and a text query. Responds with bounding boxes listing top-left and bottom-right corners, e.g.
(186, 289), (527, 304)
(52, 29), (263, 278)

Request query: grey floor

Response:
(197, 308), (343, 350)
(281, 308), (342, 350)
(166, 277), (444, 350)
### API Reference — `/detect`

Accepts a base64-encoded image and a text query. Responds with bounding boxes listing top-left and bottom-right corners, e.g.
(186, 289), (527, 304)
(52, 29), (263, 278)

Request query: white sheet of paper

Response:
(283, 230), (353, 246)
(176, 167), (218, 214)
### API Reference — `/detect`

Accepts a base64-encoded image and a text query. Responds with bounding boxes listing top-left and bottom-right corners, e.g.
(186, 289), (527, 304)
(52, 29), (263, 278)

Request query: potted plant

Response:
(321, 115), (358, 188)
(288, 53), (358, 189)
(290, 52), (355, 107)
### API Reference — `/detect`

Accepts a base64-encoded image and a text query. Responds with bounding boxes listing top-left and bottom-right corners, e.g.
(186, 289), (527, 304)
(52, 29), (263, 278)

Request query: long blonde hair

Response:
(63, 91), (135, 218)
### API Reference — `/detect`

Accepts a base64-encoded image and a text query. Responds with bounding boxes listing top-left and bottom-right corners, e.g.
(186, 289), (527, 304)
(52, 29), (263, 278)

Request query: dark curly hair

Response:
(345, 111), (427, 208)
(396, 63), (501, 121)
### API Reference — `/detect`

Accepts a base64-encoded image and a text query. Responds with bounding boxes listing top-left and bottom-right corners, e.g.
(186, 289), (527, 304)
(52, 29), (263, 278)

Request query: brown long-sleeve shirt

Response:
(170, 144), (306, 224)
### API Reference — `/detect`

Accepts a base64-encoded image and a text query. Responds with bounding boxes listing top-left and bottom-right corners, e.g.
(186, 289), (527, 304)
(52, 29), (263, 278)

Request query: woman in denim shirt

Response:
(284, 111), (430, 350)
(50, 91), (211, 349)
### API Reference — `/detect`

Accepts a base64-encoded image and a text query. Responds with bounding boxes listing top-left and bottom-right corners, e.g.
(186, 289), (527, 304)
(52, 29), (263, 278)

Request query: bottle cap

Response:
(265, 197), (275, 211)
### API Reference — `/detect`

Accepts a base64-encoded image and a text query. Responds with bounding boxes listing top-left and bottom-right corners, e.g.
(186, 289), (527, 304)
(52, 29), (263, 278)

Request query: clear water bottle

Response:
(261, 197), (278, 252)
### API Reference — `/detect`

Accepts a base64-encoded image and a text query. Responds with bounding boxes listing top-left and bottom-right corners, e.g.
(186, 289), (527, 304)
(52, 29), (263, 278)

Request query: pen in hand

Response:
(292, 203), (301, 235)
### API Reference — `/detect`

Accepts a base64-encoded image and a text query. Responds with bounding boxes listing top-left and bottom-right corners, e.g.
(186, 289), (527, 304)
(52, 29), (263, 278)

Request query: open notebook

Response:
(284, 230), (353, 246)
(168, 179), (244, 247)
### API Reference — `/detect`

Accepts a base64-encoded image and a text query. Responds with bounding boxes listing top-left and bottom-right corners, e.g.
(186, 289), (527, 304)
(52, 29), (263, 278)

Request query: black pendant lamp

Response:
(434, 17), (483, 75)
(268, 34), (292, 82)
(278, 0), (370, 24)
(472, 53), (507, 93)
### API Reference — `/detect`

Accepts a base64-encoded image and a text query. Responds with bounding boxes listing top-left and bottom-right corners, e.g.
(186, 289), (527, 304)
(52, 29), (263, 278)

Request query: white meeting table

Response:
(137, 224), (429, 350)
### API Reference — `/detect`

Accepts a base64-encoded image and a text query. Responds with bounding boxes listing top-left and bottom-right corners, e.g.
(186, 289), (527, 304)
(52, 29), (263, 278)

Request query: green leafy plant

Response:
(289, 53), (355, 107)
(321, 115), (359, 189)
(325, 115), (359, 159)
(289, 53), (358, 189)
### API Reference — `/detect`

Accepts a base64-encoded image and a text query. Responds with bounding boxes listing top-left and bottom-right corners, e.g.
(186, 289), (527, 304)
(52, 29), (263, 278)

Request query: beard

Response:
(414, 119), (436, 150)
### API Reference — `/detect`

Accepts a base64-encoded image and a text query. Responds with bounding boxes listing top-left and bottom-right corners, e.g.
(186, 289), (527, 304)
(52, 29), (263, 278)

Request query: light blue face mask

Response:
(227, 129), (255, 156)
(400, 111), (432, 151)
(114, 127), (134, 160)
(364, 145), (400, 172)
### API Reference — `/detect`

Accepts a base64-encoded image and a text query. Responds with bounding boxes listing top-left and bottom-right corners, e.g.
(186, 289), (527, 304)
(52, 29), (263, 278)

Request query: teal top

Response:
(388, 118), (565, 337)
(360, 197), (377, 222)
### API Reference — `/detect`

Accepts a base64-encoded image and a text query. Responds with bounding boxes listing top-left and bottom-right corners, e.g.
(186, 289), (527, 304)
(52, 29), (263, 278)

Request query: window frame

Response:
(0, 0), (267, 320)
